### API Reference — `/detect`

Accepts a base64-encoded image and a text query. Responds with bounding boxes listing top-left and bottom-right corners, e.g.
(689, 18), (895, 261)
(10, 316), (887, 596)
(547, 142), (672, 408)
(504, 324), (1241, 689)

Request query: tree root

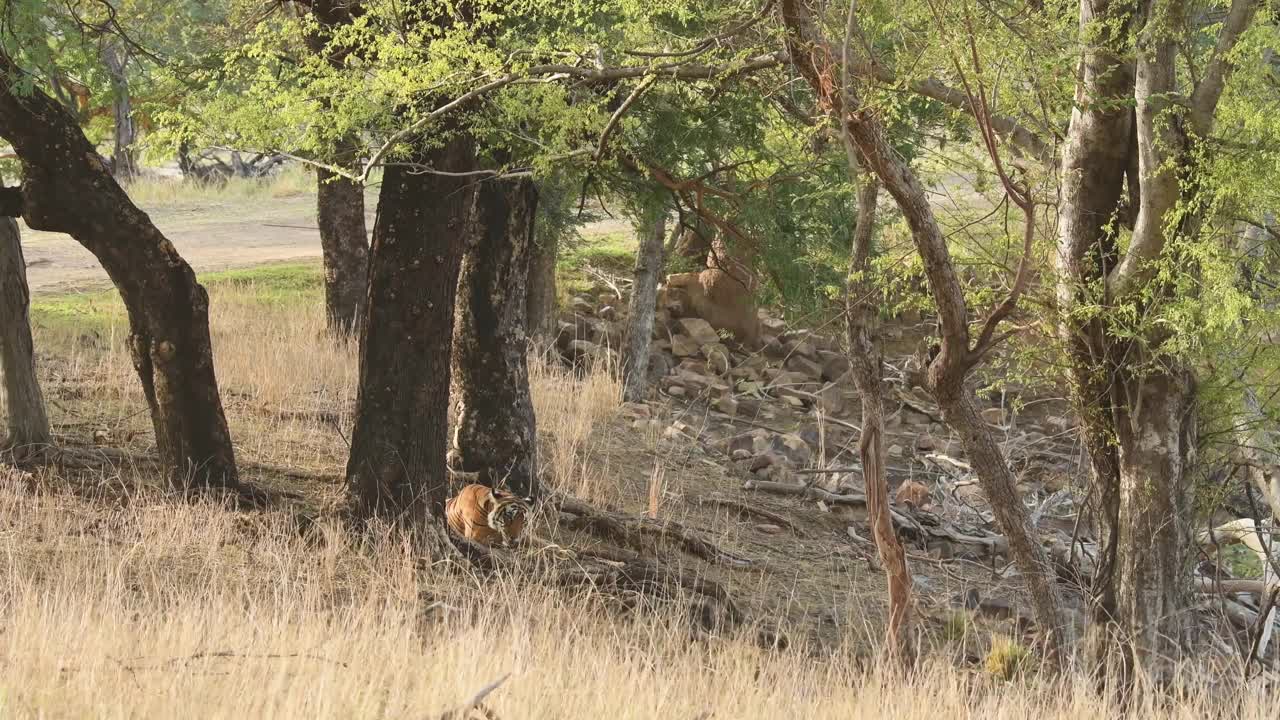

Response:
(554, 495), (754, 567)
(689, 494), (806, 535)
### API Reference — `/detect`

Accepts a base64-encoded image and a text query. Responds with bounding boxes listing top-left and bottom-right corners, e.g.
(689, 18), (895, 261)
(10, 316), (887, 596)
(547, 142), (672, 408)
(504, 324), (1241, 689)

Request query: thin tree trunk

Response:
(316, 138), (369, 337)
(845, 176), (914, 663)
(451, 176), (539, 498)
(0, 51), (237, 490)
(100, 41), (136, 180)
(345, 134), (477, 526)
(780, 0), (1066, 660)
(526, 202), (559, 343)
(0, 217), (50, 453)
(623, 213), (666, 403)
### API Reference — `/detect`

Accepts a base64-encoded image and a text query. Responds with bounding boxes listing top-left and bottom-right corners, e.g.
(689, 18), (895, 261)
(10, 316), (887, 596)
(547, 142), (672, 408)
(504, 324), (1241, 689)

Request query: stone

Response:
(666, 384), (687, 398)
(756, 523), (784, 535)
(784, 338), (819, 359)
(646, 351), (674, 384)
(598, 305), (617, 321)
(619, 402), (651, 420)
(670, 333), (700, 357)
(714, 395), (739, 417)
(586, 317), (623, 348)
(728, 366), (760, 382)
(762, 335), (788, 359)
(570, 296), (594, 314)
(981, 407), (1007, 425)
(735, 396), (762, 417)
(815, 385), (846, 415)
(894, 480), (931, 508)
(818, 351), (851, 382)
(761, 314), (787, 334)
(916, 433), (940, 451)
(784, 354), (825, 380)
(677, 317), (721, 346)
(731, 448), (752, 461)
(887, 443), (905, 458)
(750, 453), (781, 471)
(769, 433), (813, 467)
(701, 343), (732, 375)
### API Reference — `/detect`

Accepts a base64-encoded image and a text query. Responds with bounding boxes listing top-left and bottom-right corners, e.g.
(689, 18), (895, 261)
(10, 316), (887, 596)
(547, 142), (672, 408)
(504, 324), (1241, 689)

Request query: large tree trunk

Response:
(526, 215), (559, 343)
(100, 41), (136, 180)
(780, 0), (1067, 659)
(316, 139), (369, 337)
(451, 176), (539, 498)
(0, 218), (50, 452)
(0, 51), (237, 489)
(1112, 362), (1196, 668)
(622, 213), (666, 403)
(845, 177), (914, 663)
(345, 134), (477, 525)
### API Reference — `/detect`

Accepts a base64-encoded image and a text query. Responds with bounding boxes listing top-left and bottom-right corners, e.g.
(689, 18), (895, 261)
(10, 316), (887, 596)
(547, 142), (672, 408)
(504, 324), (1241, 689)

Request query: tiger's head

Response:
(486, 491), (532, 544)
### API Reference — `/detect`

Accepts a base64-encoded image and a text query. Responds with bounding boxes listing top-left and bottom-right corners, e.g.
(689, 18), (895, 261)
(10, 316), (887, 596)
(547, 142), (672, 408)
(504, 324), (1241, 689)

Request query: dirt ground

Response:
(16, 191), (634, 295)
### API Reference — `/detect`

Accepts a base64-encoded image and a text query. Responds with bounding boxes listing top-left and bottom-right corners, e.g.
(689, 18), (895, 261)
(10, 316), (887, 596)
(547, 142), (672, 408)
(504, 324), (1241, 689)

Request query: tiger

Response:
(445, 483), (532, 547)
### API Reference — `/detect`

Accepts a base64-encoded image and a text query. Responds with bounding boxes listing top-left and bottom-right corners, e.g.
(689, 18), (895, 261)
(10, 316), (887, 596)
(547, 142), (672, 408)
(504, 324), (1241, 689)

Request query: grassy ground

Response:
(2, 261), (1273, 718)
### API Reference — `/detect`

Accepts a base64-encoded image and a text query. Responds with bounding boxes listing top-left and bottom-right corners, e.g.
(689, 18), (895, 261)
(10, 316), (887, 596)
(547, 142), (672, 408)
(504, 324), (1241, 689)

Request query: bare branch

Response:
(595, 75), (657, 160)
(1190, 0), (1261, 136)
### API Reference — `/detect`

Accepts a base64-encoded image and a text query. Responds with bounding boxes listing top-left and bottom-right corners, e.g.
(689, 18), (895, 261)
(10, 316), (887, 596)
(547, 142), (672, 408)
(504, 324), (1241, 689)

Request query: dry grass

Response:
(3, 267), (1276, 718)
(121, 166), (315, 208)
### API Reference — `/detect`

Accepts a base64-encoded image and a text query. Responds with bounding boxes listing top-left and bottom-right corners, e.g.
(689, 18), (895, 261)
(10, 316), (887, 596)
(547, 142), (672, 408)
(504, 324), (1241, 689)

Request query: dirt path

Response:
(18, 192), (633, 295)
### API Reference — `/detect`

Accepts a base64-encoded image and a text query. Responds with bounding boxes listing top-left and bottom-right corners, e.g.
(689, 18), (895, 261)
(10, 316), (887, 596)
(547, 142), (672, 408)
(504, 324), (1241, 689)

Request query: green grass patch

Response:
(557, 231), (636, 299)
(31, 262), (324, 335)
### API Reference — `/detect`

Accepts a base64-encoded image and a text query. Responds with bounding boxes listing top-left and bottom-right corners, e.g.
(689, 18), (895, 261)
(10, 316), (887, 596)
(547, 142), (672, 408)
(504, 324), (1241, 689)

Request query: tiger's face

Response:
(486, 493), (531, 543)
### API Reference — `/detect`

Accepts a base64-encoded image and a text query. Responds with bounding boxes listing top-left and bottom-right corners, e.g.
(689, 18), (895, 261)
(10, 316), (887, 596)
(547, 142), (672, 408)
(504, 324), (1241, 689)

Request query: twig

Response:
(438, 674), (511, 720)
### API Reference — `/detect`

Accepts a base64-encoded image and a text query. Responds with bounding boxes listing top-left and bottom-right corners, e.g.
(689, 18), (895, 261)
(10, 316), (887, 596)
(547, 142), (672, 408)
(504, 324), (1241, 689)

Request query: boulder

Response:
(670, 333), (700, 357)
(677, 317), (721, 346)
(818, 351), (851, 382)
(784, 354), (825, 380)
(701, 343), (732, 375)
(714, 395), (739, 417)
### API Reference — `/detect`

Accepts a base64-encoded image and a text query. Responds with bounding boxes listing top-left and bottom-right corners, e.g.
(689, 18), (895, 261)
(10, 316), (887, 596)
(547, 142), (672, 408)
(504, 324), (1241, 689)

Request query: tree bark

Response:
(0, 51), (237, 489)
(780, 0), (1066, 660)
(316, 139), (369, 337)
(345, 133), (477, 525)
(451, 176), (539, 499)
(0, 218), (50, 452)
(622, 213), (666, 403)
(100, 41), (136, 180)
(845, 176), (914, 664)
(526, 217), (559, 343)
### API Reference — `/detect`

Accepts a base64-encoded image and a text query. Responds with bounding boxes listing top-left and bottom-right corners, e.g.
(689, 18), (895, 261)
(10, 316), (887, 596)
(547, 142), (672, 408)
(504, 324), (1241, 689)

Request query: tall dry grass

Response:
(0, 471), (1271, 718)
(122, 166), (315, 208)
(7, 272), (1274, 717)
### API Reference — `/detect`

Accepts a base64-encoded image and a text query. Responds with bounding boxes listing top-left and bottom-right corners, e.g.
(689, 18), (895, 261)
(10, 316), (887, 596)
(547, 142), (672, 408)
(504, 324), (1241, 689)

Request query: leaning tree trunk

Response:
(780, 0), (1066, 660)
(526, 223), (559, 343)
(346, 134), (477, 526)
(316, 138), (369, 337)
(622, 213), (666, 403)
(844, 176), (914, 664)
(0, 218), (50, 453)
(100, 41), (136, 180)
(451, 176), (540, 499)
(0, 51), (237, 489)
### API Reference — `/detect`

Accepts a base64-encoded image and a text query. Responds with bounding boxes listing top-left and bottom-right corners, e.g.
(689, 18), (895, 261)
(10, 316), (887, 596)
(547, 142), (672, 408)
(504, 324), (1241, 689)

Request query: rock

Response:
(784, 354), (825, 380)
(781, 395), (806, 409)
(749, 453), (782, 472)
(701, 343), (732, 375)
(894, 480), (931, 508)
(728, 366), (760, 382)
(675, 358), (708, 375)
(761, 314), (787, 334)
(767, 433), (813, 467)
(731, 448), (752, 461)
(815, 385), (845, 415)
(619, 402), (651, 420)
(981, 407), (1007, 425)
(915, 433), (940, 451)
(784, 338), (818, 360)
(570, 296), (594, 314)
(670, 333), (700, 357)
(818, 351), (851, 382)
(735, 396), (762, 417)
(598, 305), (617, 321)
(646, 351), (674, 384)
(666, 385), (687, 398)
(678, 317), (721, 346)
(756, 523), (784, 535)
(762, 335), (788, 359)
(887, 443), (905, 458)
(714, 395), (739, 417)
(664, 421), (697, 441)
(586, 317), (623, 348)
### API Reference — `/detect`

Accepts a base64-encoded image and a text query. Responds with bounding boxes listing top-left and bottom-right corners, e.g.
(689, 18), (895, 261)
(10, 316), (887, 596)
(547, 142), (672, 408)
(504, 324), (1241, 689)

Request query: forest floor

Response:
(0, 178), (1272, 717)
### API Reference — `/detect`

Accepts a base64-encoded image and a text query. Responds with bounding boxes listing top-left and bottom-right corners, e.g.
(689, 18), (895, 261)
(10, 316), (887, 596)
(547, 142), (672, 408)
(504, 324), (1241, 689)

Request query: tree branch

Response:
(1189, 0), (1260, 136)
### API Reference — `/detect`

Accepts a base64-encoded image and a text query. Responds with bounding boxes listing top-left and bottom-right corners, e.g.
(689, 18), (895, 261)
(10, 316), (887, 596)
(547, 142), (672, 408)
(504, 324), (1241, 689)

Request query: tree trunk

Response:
(622, 213), (666, 403)
(316, 139), (369, 337)
(526, 217), (559, 343)
(845, 177), (914, 664)
(345, 134), (477, 525)
(451, 176), (539, 499)
(0, 218), (50, 452)
(1112, 363), (1196, 671)
(0, 51), (238, 490)
(779, 0), (1067, 659)
(100, 41), (136, 180)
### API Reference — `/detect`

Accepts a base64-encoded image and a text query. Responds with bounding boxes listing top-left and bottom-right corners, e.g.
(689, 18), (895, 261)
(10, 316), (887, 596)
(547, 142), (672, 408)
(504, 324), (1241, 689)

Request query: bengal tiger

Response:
(445, 484), (532, 547)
